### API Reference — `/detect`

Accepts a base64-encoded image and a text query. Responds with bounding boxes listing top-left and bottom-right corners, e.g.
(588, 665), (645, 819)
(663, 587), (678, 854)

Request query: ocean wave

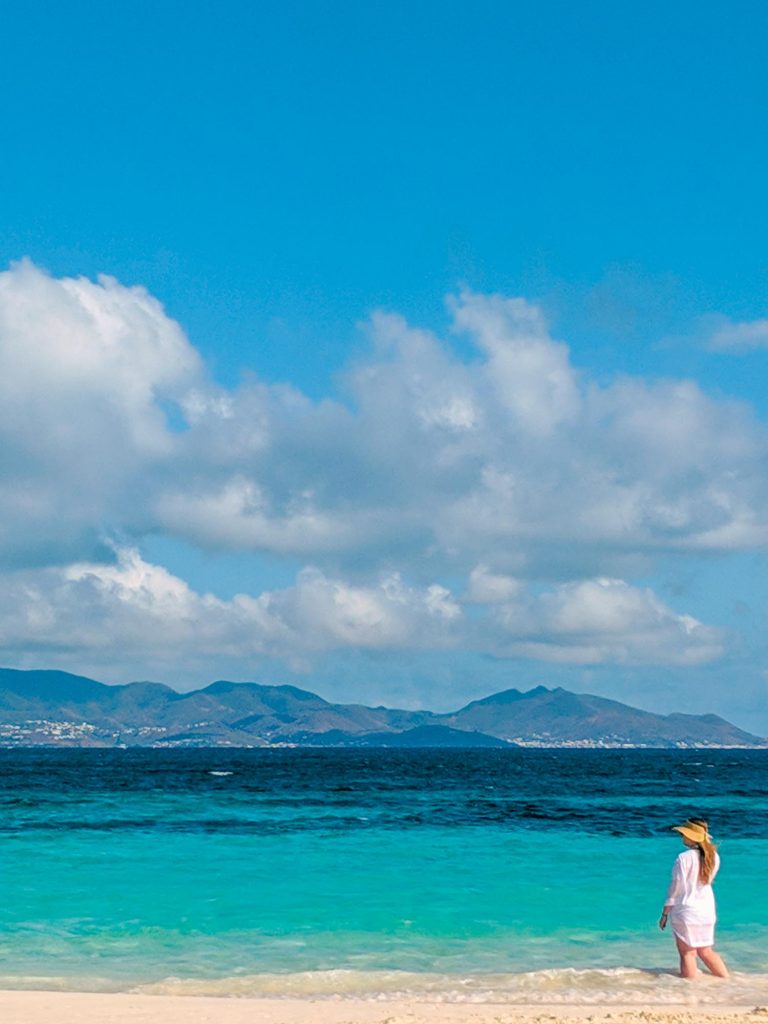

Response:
(128, 967), (768, 1005)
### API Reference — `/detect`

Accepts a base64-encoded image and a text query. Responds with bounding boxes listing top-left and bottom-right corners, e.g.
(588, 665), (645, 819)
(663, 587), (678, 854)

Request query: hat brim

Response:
(672, 824), (709, 843)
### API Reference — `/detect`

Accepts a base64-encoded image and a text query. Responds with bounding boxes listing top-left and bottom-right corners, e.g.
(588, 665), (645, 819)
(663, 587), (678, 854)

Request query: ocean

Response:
(0, 748), (766, 1005)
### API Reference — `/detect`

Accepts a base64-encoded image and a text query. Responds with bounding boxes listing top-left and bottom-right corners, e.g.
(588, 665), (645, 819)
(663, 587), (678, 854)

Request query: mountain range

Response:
(0, 667), (763, 748)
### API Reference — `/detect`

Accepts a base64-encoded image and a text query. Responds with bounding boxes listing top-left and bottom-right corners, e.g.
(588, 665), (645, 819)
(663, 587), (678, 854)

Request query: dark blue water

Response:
(0, 748), (765, 835)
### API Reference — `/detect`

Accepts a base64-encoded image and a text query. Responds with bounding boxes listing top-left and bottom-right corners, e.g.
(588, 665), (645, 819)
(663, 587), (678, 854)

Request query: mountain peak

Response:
(0, 667), (108, 701)
(457, 685), (552, 713)
(202, 680), (325, 702)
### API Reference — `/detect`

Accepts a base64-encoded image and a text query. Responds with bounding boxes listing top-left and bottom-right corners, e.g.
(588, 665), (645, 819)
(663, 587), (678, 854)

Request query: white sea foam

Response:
(0, 973), (122, 992)
(208, 771), (234, 776)
(130, 967), (768, 1005)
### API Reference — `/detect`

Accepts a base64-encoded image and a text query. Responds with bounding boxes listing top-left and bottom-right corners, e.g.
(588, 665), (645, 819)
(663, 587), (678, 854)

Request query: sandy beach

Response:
(0, 992), (766, 1024)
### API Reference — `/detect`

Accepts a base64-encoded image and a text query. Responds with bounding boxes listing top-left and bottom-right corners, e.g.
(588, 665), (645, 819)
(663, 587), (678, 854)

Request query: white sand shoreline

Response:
(0, 990), (767, 1024)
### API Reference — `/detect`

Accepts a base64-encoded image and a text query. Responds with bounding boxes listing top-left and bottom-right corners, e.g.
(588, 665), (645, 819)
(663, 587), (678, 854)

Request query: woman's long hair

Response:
(689, 817), (718, 884)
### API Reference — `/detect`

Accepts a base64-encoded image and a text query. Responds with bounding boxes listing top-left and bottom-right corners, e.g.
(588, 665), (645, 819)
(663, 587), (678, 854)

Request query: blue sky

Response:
(1, 1), (767, 730)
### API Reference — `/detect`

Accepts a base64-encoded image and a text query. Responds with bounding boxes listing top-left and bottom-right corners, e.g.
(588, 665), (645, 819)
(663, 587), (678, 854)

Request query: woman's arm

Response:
(659, 856), (683, 929)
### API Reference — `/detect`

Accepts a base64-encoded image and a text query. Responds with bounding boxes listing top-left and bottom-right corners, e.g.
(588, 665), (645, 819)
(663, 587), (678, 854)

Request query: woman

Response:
(659, 818), (728, 979)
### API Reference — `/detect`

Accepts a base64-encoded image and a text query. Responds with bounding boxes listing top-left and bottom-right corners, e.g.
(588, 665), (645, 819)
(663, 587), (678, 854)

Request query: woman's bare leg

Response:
(675, 935), (699, 979)
(697, 946), (729, 978)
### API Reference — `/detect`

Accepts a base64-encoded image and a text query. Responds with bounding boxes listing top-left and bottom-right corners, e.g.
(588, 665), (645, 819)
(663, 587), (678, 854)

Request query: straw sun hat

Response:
(672, 820), (712, 844)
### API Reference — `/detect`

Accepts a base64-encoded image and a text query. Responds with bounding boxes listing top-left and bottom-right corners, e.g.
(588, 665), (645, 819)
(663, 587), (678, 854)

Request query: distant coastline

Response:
(0, 667), (764, 749)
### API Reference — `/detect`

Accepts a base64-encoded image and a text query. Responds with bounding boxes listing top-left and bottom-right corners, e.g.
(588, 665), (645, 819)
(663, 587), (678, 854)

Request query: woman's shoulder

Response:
(676, 847), (698, 863)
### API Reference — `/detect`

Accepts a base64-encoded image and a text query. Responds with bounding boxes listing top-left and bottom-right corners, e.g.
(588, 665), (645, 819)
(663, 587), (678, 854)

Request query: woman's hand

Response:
(659, 911), (669, 931)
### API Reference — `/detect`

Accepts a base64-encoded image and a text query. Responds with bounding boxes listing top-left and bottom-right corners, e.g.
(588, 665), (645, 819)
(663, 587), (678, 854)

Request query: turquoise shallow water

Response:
(0, 749), (766, 1004)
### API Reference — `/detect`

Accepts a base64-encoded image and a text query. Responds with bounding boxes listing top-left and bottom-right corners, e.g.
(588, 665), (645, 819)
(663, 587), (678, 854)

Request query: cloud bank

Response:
(0, 259), (764, 681)
(0, 549), (721, 680)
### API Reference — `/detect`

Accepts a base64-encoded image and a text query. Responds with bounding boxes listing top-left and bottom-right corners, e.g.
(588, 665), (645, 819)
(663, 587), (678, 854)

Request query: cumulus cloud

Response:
(0, 550), (720, 679)
(0, 259), (201, 567)
(490, 577), (723, 666)
(2, 262), (767, 576)
(450, 290), (579, 436)
(0, 549), (461, 667)
(466, 565), (522, 604)
(156, 292), (768, 566)
(0, 260), (762, 676)
(89, 551), (459, 658)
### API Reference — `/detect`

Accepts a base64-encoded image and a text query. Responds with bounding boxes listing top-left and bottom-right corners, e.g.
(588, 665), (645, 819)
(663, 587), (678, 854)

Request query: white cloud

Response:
(0, 260), (201, 567)
(156, 476), (380, 555)
(261, 568), (461, 653)
(2, 263), (766, 575)
(0, 259), (199, 444)
(450, 289), (579, 436)
(147, 291), (768, 569)
(707, 316), (768, 352)
(0, 262), (761, 677)
(0, 549), (463, 678)
(492, 577), (724, 666)
(0, 549), (721, 680)
(466, 564), (522, 604)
